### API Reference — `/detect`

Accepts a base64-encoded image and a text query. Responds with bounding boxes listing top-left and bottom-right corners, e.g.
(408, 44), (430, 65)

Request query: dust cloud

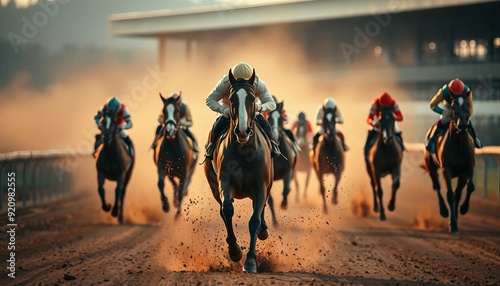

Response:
(0, 24), (451, 272)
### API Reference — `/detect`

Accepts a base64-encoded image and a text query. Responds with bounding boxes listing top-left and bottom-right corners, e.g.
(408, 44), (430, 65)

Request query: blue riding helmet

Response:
(107, 97), (121, 114)
(298, 112), (306, 120)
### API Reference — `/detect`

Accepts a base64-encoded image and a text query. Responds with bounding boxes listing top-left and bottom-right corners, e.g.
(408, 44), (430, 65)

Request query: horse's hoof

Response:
(440, 208), (449, 218)
(102, 204), (111, 212)
(323, 207), (328, 214)
(280, 201), (288, 210)
(174, 210), (181, 220)
(450, 227), (458, 234)
(272, 219), (279, 228)
(380, 214), (386, 221)
(388, 202), (395, 211)
(373, 206), (379, 213)
(332, 197), (338, 205)
(258, 228), (269, 240)
(460, 204), (469, 215)
(118, 216), (124, 225)
(111, 207), (118, 217)
(228, 244), (242, 262)
(243, 259), (257, 273)
(162, 200), (170, 213)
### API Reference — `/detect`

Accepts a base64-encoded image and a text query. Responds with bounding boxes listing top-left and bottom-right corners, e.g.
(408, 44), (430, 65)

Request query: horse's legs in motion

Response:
(388, 170), (401, 211)
(293, 172), (300, 203)
(375, 171), (386, 221)
(267, 194), (278, 226)
(316, 171), (327, 213)
(460, 172), (475, 215)
(112, 175), (123, 218)
(443, 169), (458, 233)
(281, 171), (293, 209)
(258, 200), (270, 240)
(367, 164), (378, 213)
(97, 172), (111, 212)
(453, 175), (468, 222)
(174, 176), (185, 219)
(220, 186), (242, 263)
(243, 183), (267, 273)
(304, 168), (311, 199)
(332, 169), (341, 205)
(429, 165), (448, 218)
(157, 172), (170, 212)
(119, 177), (130, 224)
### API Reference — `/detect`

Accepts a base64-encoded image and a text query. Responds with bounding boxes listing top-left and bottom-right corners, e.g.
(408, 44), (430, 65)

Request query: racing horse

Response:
(154, 93), (197, 219)
(310, 107), (344, 213)
(365, 107), (403, 221)
(204, 69), (273, 273)
(293, 115), (312, 200)
(96, 114), (134, 224)
(267, 101), (297, 211)
(422, 95), (475, 233)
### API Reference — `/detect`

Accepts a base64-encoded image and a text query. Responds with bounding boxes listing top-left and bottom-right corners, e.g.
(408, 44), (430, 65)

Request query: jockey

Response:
(93, 97), (134, 157)
(263, 95), (298, 149)
(291, 112), (314, 144)
(364, 92), (405, 156)
(204, 62), (280, 159)
(311, 98), (349, 152)
(426, 78), (482, 151)
(150, 92), (199, 153)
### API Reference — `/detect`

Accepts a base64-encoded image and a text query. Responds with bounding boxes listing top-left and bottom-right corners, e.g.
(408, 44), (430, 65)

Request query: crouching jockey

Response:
(150, 92), (199, 153)
(364, 92), (405, 156)
(311, 98), (349, 152)
(426, 78), (482, 152)
(93, 97), (134, 157)
(204, 62), (281, 160)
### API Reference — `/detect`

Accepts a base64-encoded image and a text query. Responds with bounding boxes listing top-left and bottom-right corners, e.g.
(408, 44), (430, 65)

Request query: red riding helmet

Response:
(448, 78), (465, 95)
(379, 92), (394, 107)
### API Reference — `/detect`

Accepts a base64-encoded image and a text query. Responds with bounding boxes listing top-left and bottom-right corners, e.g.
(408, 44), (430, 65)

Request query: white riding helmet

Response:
(231, 62), (253, 80)
(323, 98), (336, 109)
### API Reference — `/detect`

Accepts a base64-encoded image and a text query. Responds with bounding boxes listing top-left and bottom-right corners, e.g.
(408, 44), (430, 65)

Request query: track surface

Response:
(1, 168), (499, 286)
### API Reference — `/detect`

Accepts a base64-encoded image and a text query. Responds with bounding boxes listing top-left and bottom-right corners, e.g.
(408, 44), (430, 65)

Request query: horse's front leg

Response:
(244, 183), (267, 273)
(112, 174), (124, 221)
(220, 182), (242, 263)
(304, 168), (311, 199)
(281, 170), (293, 210)
(158, 171), (169, 213)
(429, 165), (448, 217)
(388, 168), (401, 211)
(97, 172), (111, 212)
(443, 169), (458, 233)
(267, 194), (278, 226)
(293, 172), (300, 203)
(460, 171), (475, 215)
(367, 163), (378, 213)
(375, 170), (386, 221)
(316, 171), (327, 213)
(174, 176), (186, 220)
(454, 176), (468, 221)
(332, 168), (341, 205)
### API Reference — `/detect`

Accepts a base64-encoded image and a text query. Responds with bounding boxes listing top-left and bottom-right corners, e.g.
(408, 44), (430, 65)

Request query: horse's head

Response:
(380, 106), (396, 144)
(321, 107), (337, 141)
(451, 96), (471, 134)
(268, 101), (284, 142)
(101, 113), (118, 146)
(159, 92), (181, 139)
(228, 68), (256, 144)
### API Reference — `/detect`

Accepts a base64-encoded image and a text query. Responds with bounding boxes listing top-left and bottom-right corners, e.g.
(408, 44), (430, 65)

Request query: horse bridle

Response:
(229, 83), (256, 140)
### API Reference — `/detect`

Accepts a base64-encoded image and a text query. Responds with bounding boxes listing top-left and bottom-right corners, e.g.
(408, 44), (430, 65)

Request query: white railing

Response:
(405, 143), (500, 200)
(0, 150), (91, 210)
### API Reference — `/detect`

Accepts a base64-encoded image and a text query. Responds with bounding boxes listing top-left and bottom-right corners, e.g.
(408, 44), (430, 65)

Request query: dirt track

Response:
(1, 160), (499, 286)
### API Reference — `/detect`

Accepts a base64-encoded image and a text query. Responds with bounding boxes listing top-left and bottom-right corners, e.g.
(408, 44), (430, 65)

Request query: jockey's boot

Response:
(256, 114), (281, 158)
(151, 125), (163, 149)
(396, 132), (406, 151)
(93, 134), (102, 158)
(364, 129), (378, 158)
(310, 132), (321, 150)
(204, 116), (229, 160)
(123, 136), (134, 157)
(337, 131), (349, 152)
(468, 122), (483, 148)
(183, 128), (199, 153)
(284, 129), (301, 153)
(426, 121), (446, 153)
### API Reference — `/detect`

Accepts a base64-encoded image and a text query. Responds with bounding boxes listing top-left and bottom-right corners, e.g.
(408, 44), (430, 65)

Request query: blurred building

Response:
(110, 0), (500, 143)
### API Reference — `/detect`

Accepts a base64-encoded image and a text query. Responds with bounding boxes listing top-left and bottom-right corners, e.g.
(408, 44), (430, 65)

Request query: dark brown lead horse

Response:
(423, 96), (475, 233)
(204, 69), (273, 273)
(310, 107), (344, 213)
(365, 107), (403, 221)
(96, 114), (134, 224)
(154, 94), (197, 219)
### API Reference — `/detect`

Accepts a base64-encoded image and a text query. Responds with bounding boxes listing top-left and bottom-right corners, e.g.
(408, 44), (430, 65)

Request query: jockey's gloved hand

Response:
(371, 117), (379, 127)
(442, 109), (451, 118)
(255, 103), (262, 113)
(117, 126), (124, 132)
